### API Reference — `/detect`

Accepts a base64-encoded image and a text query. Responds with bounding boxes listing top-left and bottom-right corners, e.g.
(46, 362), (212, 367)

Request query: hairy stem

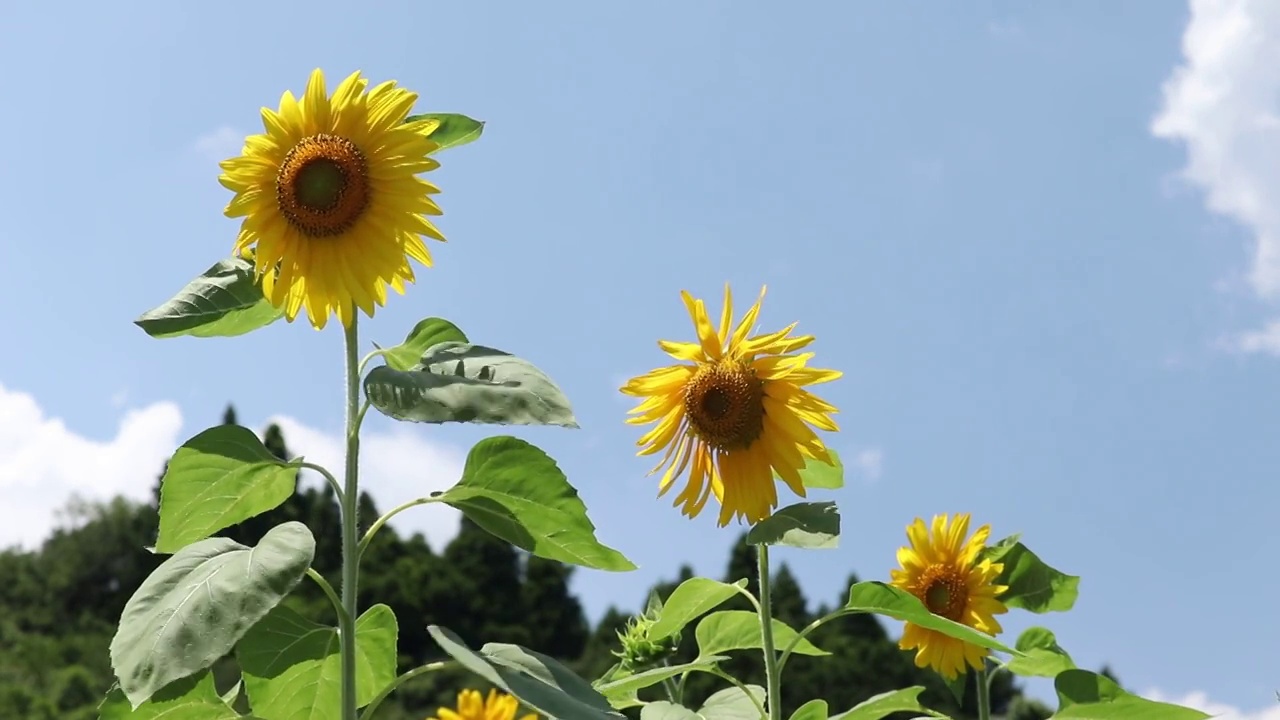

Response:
(340, 317), (363, 720)
(757, 544), (782, 720)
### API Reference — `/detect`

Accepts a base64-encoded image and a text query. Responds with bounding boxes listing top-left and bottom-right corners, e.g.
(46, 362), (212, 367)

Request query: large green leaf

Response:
(1053, 670), (1211, 719)
(98, 672), (237, 720)
(437, 436), (634, 571)
(410, 113), (486, 151)
(789, 699), (829, 720)
(980, 536), (1079, 613)
(841, 582), (1016, 655)
(830, 687), (949, 720)
(781, 449), (844, 490)
(698, 685), (766, 720)
(378, 317), (469, 371)
(135, 256), (283, 339)
(156, 424), (299, 553)
(695, 610), (827, 658)
(1004, 626), (1075, 678)
(238, 604), (398, 718)
(593, 658), (727, 708)
(364, 342), (578, 427)
(745, 502), (839, 549)
(109, 522), (315, 708)
(648, 578), (747, 642)
(429, 626), (626, 720)
(640, 704), (700, 720)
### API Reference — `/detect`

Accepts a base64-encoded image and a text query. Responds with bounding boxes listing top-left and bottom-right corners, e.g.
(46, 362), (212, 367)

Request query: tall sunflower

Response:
(620, 285), (842, 526)
(889, 513), (1009, 679)
(427, 689), (537, 720)
(219, 68), (446, 330)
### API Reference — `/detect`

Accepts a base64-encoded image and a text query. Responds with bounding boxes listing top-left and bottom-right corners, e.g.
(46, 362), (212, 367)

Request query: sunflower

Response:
(620, 285), (842, 526)
(889, 513), (1009, 679)
(219, 68), (446, 330)
(427, 689), (537, 720)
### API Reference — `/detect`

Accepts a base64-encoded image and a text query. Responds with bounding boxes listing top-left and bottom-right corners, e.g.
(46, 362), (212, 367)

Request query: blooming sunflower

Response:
(427, 689), (537, 720)
(219, 68), (446, 330)
(620, 285), (842, 526)
(889, 513), (1009, 679)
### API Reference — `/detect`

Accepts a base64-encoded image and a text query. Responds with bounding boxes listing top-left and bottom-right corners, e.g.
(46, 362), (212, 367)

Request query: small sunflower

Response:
(219, 68), (447, 330)
(427, 689), (537, 720)
(621, 285), (842, 526)
(889, 513), (1009, 680)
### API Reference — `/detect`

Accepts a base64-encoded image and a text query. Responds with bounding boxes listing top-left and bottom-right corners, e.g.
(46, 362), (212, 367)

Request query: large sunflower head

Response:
(620, 285), (842, 526)
(219, 68), (447, 330)
(889, 512), (1009, 680)
(427, 689), (537, 720)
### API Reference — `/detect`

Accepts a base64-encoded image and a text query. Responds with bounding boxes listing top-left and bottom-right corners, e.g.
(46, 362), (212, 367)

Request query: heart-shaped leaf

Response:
(135, 256), (283, 339)
(695, 610), (827, 659)
(746, 502), (839, 549)
(378, 317), (469, 372)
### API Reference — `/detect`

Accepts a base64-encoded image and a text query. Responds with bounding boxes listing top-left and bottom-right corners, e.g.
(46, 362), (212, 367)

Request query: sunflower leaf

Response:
(1004, 626), (1075, 678)
(109, 522), (315, 708)
(238, 604), (398, 719)
(649, 578), (748, 642)
(745, 502), (839, 549)
(695, 610), (828, 658)
(594, 658), (728, 707)
(840, 582), (1017, 655)
(429, 625), (627, 720)
(1053, 669), (1211, 719)
(698, 685), (766, 720)
(789, 699), (829, 720)
(782, 449), (844, 490)
(156, 424), (300, 554)
(135, 256), (283, 339)
(98, 672), (237, 720)
(979, 538), (1080, 613)
(363, 341), (578, 427)
(437, 436), (635, 571)
(830, 687), (951, 720)
(379, 317), (470, 371)
(409, 113), (485, 152)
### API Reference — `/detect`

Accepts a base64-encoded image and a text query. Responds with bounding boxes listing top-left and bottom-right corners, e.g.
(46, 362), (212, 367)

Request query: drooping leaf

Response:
(841, 582), (1016, 655)
(789, 699), (829, 720)
(437, 436), (634, 571)
(980, 536), (1079, 613)
(429, 626), (626, 720)
(1053, 669), (1211, 719)
(135, 256), (283, 339)
(410, 113), (486, 151)
(156, 424), (299, 553)
(238, 604), (398, 718)
(98, 672), (237, 720)
(1004, 626), (1075, 678)
(364, 342), (578, 427)
(594, 658), (728, 707)
(695, 610), (827, 659)
(698, 685), (766, 720)
(378, 317), (469, 371)
(830, 687), (949, 720)
(745, 502), (839, 549)
(109, 522), (315, 708)
(648, 578), (747, 642)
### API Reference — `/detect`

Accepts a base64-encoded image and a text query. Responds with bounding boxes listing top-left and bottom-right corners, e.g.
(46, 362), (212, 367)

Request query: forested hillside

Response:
(0, 407), (1071, 719)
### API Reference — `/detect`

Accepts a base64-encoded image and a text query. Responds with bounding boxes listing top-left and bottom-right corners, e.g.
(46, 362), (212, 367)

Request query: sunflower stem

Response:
(756, 543), (782, 720)
(340, 316), (363, 720)
(976, 664), (992, 720)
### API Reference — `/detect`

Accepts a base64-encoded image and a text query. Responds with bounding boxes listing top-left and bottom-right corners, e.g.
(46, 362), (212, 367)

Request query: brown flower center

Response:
(683, 361), (765, 451)
(276, 133), (370, 237)
(918, 565), (967, 622)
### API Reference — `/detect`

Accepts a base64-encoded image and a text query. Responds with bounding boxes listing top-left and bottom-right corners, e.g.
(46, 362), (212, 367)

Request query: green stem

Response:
(340, 317), (363, 720)
(710, 668), (768, 720)
(358, 496), (440, 559)
(299, 462), (344, 501)
(305, 568), (348, 626)
(358, 661), (452, 720)
(756, 544), (782, 720)
(777, 612), (840, 673)
(976, 663), (991, 720)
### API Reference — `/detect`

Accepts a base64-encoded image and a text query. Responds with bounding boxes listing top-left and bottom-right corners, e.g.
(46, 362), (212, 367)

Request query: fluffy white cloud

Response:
(0, 383), (466, 551)
(192, 125), (244, 164)
(852, 447), (884, 483)
(1146, 689), (1280, 720)
(1153, 0), (1280, 351)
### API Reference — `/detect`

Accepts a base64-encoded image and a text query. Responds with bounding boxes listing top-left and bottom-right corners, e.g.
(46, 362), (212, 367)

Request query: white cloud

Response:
(1153, 0), (1280, 348)
(1146, 688), (1280, 720)
(192, 125), (244, 164)
(851, 447), (884, 483)
(1226, 319), (1280, 355)
(0, 383), (466, 551)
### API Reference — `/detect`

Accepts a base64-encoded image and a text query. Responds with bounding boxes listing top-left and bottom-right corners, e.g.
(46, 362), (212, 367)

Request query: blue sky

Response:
(2, 1), (1278, 716)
